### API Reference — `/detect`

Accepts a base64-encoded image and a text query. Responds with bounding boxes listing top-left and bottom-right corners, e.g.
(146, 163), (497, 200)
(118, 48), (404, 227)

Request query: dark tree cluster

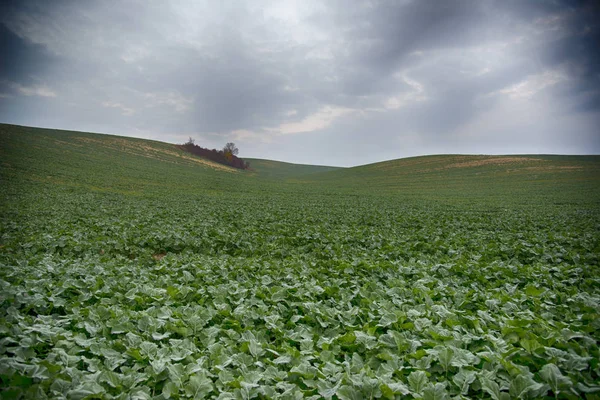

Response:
(181, 138), (250, 170)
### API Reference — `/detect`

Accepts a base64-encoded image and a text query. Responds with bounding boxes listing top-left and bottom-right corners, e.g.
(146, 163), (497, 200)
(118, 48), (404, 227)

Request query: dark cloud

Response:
(0, 24), (60, 89)
(334, 0), (489, 68)
(0, 0), (598, 165)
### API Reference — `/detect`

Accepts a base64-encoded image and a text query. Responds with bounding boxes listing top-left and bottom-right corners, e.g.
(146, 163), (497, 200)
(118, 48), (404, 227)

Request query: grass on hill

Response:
(243, 158), (342, 180)
(303, 154), (600, 204)
(1, 123), (599, 399)
(2, 123), (599, 205)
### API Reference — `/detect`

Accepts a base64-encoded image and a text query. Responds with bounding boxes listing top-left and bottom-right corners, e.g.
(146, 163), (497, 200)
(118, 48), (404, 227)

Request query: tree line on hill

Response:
(181, 138), (250, 170)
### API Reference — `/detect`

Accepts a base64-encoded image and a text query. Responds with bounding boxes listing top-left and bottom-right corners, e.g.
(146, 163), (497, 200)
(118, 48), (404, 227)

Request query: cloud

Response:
(2, 80), (57, 97)
(142, 91), (193, 113)
(267, 105), (353, 135)
(12, 83), (56, 97)
(0, 0), (598, 166)
(383, 75), (427, 110)
(492, 69), (567, 100)
(102, 101), (134, 116)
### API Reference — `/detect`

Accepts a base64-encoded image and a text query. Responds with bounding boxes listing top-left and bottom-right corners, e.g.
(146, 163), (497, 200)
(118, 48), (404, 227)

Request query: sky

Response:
(0, 0), (599, 167)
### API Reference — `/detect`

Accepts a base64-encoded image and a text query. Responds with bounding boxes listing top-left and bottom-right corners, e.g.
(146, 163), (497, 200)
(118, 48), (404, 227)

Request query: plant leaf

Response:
(509, 374), (544, 399)
(423, 382), (448, 400)
(453, 369), (476, 395)
(408, 370), (429, 395)
(539, 364), (571, 395)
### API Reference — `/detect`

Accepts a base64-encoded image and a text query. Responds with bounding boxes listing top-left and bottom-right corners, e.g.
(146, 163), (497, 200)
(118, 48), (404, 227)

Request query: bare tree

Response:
(223, 142), (239, 156)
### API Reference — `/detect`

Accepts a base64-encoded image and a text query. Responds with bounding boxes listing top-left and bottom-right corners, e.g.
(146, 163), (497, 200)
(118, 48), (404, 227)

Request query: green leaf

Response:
(520, 338), (542, 355)
(350, 352), (364, 373)
(163, 381), (179, 399)
(539, 364), (571, 395)
(66, 382), (106, 400)
(354, 331), (377, 349)
(451, 348), (479, 368)
(385, 381), (410, 396)
(576, 382), (600, 393)
(290, 361), (316, 379)
(452, 369), (476, 395)
(525, 286), (545, 296)
(100, 370), (122, 389)
(273, 355), (292, 364)
(248, 339), (264, 357)
(480, 377), (502, 400)
(435, 346), (454, 372)
(423, 382), (448, 400)
(378, 312), (398, 327)
(337, 385), (362, 400)
(408, 370), (428, 395)
(150, 358), (168, 375)
(167, 363), (187, 388)
(316, 379), (341, 399)
(152, 332), (171, 341)
(509, 374), (544, 399)
(185, 373), (214, 399)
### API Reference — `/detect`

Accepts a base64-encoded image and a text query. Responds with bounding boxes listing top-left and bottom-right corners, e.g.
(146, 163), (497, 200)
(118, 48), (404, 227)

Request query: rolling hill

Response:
(304, 154), (600, 203)
(0, 123), (248, 196)
(1, 123), (599, 398)
(244, 158), (342, 179)
(1, 123), (599, 204)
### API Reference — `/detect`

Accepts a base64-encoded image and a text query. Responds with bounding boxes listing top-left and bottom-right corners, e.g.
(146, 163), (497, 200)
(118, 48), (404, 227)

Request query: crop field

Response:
(1, 124), (600, 399)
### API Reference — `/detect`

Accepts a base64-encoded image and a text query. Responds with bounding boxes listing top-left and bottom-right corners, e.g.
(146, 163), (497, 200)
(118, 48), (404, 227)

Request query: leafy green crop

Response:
(0, 125), (599, 399)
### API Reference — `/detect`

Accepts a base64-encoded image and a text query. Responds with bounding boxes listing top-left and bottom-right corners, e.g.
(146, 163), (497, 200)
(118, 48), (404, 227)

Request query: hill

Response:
(1, 123), (599, 205)
(1, 123), (599, 398)
(244, 158), (342, 179)
(305, 154), (600, 204)
(0, 123), (248, 196)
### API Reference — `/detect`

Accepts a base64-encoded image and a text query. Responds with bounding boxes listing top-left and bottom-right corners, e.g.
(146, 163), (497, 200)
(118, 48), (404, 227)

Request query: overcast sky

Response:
(1, 0), (598, 166)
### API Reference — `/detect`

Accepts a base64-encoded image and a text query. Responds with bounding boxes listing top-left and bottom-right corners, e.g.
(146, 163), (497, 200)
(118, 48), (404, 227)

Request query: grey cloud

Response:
(0, 24), (61, 91)
(0, 0), (598, 166)
(334, 0), (489, 66)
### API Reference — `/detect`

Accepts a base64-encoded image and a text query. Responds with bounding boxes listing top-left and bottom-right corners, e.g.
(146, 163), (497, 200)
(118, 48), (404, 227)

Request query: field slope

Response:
(2, 123), (598, 201)
(244, 158), (342, 179)
(306, 154), (600, 203)
(0, 123), (249, 196)
(1, 123), (599, 399)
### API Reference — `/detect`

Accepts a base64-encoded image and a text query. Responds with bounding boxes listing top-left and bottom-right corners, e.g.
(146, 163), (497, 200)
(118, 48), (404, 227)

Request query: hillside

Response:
(244, 158), (342, 179)
(1, 123), (599, 398)
(1, 123), (599, 204)
(0, 123), (249, 196)
(0, 124), (338, 194)
(305, 154), (600, 204)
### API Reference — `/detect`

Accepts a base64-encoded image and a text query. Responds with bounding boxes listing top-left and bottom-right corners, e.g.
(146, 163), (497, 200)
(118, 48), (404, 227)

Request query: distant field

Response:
(302, 154), (600, 204)
(243, 158), (342, 179)
(1, 124), (599, 399)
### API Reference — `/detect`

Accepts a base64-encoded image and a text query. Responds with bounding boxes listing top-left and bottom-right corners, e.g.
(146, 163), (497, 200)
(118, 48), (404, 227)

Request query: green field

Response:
(1, 123), (599, 399)
(243, 159), (341, 180)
